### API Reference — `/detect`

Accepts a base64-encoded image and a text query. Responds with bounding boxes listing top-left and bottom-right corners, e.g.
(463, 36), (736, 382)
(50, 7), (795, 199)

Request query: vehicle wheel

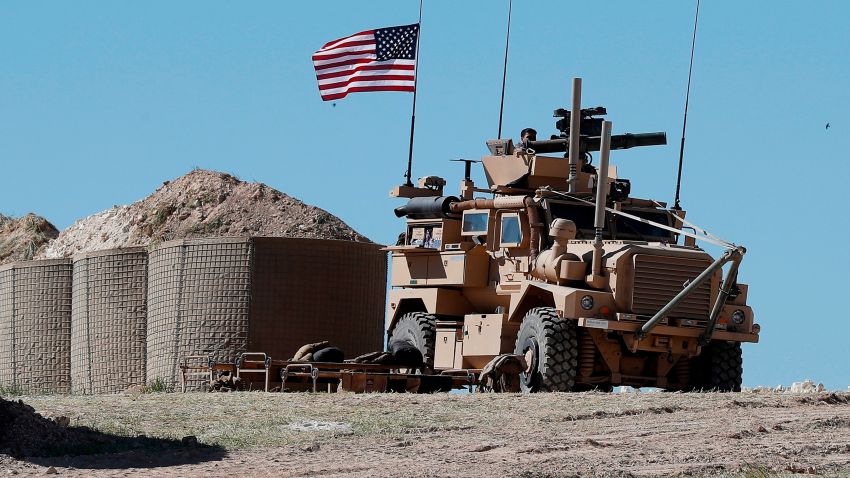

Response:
(387, 312), (436, 371)
(692, 341), (743, 392)
(513, 307), (578, 392)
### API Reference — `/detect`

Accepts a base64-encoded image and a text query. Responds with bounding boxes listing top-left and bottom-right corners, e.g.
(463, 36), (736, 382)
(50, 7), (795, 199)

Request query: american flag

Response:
(312, 24), (419, 101)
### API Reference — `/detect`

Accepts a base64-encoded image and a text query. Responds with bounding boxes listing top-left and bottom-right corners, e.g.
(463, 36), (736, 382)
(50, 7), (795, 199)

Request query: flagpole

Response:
(404, 0), (424, 187)
(497, 0), (512, 139)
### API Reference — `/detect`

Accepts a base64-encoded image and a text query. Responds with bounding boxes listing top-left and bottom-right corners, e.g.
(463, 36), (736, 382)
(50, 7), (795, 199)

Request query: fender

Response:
(386, 287), (474, 332)
(508, 281), (616, 323)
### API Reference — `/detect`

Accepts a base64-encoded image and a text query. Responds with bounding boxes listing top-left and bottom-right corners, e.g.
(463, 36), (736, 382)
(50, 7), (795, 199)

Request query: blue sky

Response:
(1, 1), (848, 389)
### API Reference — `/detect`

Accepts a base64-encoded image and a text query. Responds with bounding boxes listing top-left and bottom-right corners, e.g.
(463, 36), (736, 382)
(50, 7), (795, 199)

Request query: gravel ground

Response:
(1, 391), (849, 477)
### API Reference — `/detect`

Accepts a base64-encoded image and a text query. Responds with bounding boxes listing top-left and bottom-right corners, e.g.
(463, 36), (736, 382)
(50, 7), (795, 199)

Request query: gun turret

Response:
(554, 106), (607, 137)
(530, 105), (666, 156)
(526, 132), (667, 155)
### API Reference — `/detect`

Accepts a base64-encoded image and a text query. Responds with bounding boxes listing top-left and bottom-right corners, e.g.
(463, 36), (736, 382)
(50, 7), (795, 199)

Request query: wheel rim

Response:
(520, 337), (540, 389)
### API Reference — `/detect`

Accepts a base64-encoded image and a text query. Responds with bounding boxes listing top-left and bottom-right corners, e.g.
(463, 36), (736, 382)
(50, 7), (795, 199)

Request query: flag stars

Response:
(375, 24), (418, 61)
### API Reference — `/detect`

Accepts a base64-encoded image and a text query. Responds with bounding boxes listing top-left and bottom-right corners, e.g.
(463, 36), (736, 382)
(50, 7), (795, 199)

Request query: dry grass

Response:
(11, 392), (850, 477)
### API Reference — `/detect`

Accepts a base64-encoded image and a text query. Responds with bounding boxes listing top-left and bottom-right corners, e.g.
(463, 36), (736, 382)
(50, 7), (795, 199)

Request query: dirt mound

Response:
(38, 170), (370, 259)
(0, 213), (59, 265)
(0, 397), (192, 458)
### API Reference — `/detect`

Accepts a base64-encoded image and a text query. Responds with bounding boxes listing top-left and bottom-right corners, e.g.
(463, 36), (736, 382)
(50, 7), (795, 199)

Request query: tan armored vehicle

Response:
(385, 78), (758, 392)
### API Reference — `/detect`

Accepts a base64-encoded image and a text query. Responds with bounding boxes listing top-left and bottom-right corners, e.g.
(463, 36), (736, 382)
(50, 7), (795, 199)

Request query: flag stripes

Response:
(312, 25), (418, 101)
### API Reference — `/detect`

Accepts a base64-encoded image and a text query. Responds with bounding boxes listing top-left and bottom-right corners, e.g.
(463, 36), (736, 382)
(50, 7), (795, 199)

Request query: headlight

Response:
(580, 295), (594, 311)
(731, 309), (746, 325)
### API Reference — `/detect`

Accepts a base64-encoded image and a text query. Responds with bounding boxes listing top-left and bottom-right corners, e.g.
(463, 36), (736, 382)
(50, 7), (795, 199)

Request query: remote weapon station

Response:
(386, 78), (758, 392)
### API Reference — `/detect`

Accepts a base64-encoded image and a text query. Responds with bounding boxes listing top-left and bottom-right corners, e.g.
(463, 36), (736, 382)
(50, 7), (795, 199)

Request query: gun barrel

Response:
(394, 196), (459, 219)
(526, 132), (667, 154)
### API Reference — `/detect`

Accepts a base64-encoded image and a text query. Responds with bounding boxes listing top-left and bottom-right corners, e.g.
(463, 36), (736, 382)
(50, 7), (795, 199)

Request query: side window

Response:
(461, 211), (489, 235)
(500, 216), (522, 246)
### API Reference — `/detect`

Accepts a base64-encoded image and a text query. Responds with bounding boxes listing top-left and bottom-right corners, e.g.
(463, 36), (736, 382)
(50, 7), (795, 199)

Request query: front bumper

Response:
(577, 317), (760, 344)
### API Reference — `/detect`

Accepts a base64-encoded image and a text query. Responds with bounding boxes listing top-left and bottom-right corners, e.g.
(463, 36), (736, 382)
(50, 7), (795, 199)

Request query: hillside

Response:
(37, 169), (369, 259)
(0, 214), (59, 265)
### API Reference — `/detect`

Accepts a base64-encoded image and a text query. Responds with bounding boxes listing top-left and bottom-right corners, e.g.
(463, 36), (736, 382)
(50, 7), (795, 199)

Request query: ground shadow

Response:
(0, 397), (227, 469)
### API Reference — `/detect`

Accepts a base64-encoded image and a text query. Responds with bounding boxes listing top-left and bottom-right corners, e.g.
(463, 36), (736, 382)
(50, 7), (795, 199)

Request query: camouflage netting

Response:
(0, 259), (72, 394)
(71, 248), (148, 394)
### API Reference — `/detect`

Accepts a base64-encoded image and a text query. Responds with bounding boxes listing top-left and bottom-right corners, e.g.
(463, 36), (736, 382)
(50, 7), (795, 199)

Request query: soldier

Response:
(517, 127), (537, 151)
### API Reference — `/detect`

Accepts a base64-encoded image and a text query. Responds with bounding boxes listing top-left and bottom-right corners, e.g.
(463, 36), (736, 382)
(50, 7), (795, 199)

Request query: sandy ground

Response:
(2, 391), (850, 477)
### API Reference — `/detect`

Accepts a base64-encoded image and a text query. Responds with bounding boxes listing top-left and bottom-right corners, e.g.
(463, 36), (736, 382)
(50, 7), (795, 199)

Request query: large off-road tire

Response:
(692, 341), (743, 392)
(387, 312), (436, 371)
(513, 307), (579, 392)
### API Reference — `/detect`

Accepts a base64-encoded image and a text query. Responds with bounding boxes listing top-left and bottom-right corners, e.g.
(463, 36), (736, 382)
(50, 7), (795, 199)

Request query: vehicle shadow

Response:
(1, 397), (227, 469)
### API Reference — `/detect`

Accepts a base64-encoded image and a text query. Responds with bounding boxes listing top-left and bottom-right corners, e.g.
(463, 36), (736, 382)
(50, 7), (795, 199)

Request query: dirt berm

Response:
(0, 213), (59, 264)
(0, 397), (220, 459)
(35, 169), (370, 259)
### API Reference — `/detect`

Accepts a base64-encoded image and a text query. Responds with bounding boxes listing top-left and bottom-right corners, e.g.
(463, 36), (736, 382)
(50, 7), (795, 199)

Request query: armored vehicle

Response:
(385, 78), (758, 392)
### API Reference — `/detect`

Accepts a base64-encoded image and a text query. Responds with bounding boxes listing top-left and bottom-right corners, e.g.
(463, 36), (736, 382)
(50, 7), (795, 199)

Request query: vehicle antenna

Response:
(496, 0), (513, 139)
(404, 0), (424, 187)
(673, 0), (700, 210)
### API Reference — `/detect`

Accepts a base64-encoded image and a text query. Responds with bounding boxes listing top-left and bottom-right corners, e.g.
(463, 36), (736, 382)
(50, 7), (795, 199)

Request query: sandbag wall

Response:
(71, 248), (148, 394)
(146, 237), (387, 390)
(0, 259), (73, 394)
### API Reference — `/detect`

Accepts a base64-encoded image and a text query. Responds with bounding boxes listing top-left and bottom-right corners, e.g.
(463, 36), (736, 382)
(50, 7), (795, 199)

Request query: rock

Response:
(302, 443), (320, 452)
(790, 379), (819, 393)
(45, 467), (57, 475)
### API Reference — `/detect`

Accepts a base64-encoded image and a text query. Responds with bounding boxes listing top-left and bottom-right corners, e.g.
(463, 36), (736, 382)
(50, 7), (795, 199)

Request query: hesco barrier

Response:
(146, 238), (253, 390)
(71, 248), (148, 394)
(0, 259), (73, 394)
(146, 237), (386, 390)
(250, 237), (386, 362)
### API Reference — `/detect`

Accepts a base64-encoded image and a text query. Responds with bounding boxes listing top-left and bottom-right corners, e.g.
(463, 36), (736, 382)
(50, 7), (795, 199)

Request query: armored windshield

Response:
(544, 199), (674, 242)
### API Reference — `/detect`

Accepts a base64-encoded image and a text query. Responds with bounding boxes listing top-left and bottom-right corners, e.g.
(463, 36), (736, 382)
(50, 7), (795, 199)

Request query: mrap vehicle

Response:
(384, 78), (758, 392)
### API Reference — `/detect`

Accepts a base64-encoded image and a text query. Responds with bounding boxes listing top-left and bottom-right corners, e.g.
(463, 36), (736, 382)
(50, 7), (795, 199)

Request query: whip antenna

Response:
(496, 0), (512, 139)
(673, 0), (700, 210)
(404, 0), (424, 186)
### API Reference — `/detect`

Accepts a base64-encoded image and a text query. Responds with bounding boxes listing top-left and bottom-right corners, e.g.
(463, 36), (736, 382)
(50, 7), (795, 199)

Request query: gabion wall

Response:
(0, 259), (73, 394)
(146, 238), (252, 390)
(71, 248), (148, 394)
(250, 237), (386, 360)
(146, 237), (386, 391)
(0, 236), (386, 394)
